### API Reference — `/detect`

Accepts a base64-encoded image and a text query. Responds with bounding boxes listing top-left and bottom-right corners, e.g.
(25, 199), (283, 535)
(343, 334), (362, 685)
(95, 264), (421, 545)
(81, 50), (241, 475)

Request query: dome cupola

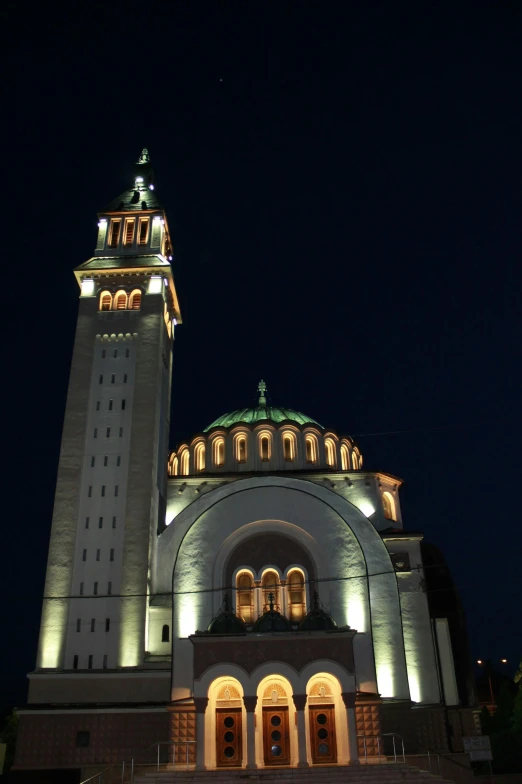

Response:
(252, 592), (292, 633)
(298, 592), (338, 632)
(206, 595), (247, 635)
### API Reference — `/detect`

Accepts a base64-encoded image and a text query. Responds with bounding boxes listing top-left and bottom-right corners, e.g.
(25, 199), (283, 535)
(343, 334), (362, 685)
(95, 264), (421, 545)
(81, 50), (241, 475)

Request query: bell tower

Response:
(35, 150), (181, 678)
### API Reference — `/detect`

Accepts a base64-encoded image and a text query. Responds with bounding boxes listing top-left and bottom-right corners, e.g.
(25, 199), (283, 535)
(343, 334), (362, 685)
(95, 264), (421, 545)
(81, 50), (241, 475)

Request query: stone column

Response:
(292, 694), (309, 767)
(243, 696), (258, 769)
(341, 692), (360, 765)
(254, 580), (262, 617)
(193, 698), (208, 770)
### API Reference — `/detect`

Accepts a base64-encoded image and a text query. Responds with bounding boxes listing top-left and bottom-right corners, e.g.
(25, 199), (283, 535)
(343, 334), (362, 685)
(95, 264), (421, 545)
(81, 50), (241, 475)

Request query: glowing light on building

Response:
(81, 279), (95, 296)
(356, 500), (375, 518)
(148, 275), (163, 294)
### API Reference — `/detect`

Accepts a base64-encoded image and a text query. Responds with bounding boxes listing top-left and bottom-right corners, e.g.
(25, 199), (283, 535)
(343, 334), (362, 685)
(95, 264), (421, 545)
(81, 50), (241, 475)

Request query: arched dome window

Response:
(258, 431), (272, 461)
(170, 455), (178, 476)
(262, 570), (280, 612)
(235, 434), (247, 463)
(161, 624), (170, 643)
(325, 437), (336, 468)
(287, 569), (306, 622)
(179, 449), (189, 476)
(194, 442), (205, 472)
(340, 443), (350, 471)
(114, 291), (128, 311)
(236, 571), (254, 624)
(100, 291), (112, 311)
(305, 433), (318, 463)
(382, 491), (396, 521)
(282, 431), (296, 461)
(353, 449), (361, 469)
(129, 290), (141, 310)
(213, 437), (225, 467)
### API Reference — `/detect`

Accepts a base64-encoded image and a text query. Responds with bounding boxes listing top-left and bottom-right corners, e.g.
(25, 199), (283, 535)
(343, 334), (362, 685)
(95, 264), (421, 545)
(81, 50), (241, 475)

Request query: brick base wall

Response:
(14, 710), (170, 770)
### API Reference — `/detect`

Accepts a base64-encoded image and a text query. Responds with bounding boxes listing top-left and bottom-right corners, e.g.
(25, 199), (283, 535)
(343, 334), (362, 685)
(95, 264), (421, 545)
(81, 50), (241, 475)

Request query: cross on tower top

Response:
(258, 379), (267, 406)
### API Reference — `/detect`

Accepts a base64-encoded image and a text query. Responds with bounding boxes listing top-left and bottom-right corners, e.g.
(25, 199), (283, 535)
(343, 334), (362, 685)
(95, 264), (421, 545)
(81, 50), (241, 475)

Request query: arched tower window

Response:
(114, 291), (128, 311)
(353, 450), (361, 469)
(138, 217), (150, 246)
(170, 455), (178, 476)
(325, 438), (336, 467)
(124, 218), (135, 246)
(340, 443), (350, 471)
(236, 435), (247, 463)
(305, 433), (318, 463)
(236, 572), (254, 624)
(282, 432), (296, 461)
(213, 437), (225, 467)
(194, 442), (205, 472)
(109, 219), (121, 248)
(129, 290), (141, 310)
(100, 292), (112, 311)
(161, 624), (170, 642)
(180, 449), (189, 476)
(287, 569), (306, 622)
(258, 431), (272, 461)
(262, 570), (280, 612)
(382, 491), (396, 521)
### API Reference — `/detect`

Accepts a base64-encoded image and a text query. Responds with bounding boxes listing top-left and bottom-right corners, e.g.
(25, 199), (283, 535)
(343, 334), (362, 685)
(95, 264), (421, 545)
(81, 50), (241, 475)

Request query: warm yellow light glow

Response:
(148, 275), (163, 294)
(213, 437), (225, 466)
(305, 433), (318, 463)
(325, 437), (336, 467)
(340, 442), (349, 470)
(282, 431), (296, 461)
(40, 600), (68, 668)
(114, 290), (128, 310)
(382, 491), (396, 521)
(235, 434), (247, 462)
(477, 660), (483, 665)
(81, 279), (95, 296)
(194, 442), (205, 472)
(179, 449), (189, 475)
(501, 658), (507, 663)
(99, 291), (112, 311)
(258, 430), (272, 461)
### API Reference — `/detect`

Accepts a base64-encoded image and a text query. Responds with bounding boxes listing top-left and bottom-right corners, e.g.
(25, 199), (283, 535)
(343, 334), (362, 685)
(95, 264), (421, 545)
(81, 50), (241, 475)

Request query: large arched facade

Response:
(154, 476), (439, 769)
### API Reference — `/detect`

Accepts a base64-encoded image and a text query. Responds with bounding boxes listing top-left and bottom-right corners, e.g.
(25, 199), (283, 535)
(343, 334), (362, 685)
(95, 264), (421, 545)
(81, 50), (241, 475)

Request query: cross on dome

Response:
(258, 379), (267, 406)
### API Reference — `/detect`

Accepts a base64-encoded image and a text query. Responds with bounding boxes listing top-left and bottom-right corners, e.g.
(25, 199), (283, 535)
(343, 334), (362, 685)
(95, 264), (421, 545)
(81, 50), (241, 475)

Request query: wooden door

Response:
(262, 707), (290, 766)
(309, 705), (337, 764)
(216, 708), (242, 767)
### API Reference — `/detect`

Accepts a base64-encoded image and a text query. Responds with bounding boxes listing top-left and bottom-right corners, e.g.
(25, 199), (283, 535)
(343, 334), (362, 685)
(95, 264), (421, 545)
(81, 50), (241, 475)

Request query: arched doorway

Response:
(259, 679), (292, 766)
(206, 677), (245, 769)
(306, 674), (343, 765)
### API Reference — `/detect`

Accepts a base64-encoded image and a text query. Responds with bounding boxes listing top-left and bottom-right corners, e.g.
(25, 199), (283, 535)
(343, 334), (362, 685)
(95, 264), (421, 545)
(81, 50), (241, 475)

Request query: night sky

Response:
(3, 3), (521, 717)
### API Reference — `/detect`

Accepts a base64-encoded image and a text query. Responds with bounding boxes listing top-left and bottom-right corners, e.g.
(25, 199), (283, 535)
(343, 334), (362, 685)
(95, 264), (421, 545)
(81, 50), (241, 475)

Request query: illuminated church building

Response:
(15, 152), (478, 777)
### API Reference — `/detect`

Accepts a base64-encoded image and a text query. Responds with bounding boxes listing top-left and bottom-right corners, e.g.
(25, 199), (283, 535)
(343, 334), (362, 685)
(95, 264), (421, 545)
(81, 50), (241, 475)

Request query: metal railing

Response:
(79, 740), (196, 784)
(420, 749), (476, 784)
(357, 733), (405, 763)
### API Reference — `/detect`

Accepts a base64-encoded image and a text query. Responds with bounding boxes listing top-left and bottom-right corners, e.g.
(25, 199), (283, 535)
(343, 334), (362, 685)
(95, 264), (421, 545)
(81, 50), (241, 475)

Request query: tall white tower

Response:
(35, 150), (181, 680)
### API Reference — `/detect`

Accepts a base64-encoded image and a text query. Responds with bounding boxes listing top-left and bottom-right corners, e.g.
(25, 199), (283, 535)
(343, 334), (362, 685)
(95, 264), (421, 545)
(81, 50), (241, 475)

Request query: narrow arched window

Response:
(213, 438), (225, 467)
(124, 218), (135, 246)
(382, 491), (396, 521)
(287, 570), (306, 622)
(236, 572), (254, 624)
(161, 624), (170, 642)
(325, 438), (336, 467)
(100, 292), (112, 311)
(180, 450), (189, 476)
(259, 432), (271, 461)
(305, 434), (317, 463)
(341, 443), (350, 471)
(114, 291), (128, 311)
(262, 570), (280, 612)
(352, 450), (360, 469)
(194, 442), (205, 472)
(236, 436), (247, 463)
(169, 455), (178, 476)
(129, 290), (141, 310)
(283, 433), (295, 461)
(109, 220), (121, 248)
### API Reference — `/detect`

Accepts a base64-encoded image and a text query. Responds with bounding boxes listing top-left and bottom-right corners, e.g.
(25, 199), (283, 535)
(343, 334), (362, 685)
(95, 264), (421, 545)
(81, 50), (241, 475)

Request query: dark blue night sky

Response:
(2, 2), (520, 715)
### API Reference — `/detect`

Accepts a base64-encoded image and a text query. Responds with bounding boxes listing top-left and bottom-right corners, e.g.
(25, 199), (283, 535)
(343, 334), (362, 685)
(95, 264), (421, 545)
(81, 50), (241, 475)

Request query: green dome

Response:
(204, 405), (322, 432)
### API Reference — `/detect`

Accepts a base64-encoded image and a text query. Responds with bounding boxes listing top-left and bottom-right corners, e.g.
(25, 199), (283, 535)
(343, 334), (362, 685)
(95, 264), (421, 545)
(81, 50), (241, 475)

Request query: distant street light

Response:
(477, 659), (508, 708)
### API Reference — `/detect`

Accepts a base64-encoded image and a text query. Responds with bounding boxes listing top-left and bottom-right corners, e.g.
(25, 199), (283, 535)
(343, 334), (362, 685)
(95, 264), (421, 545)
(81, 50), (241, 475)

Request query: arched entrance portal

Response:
(206, 677), (245, 769)
(307, 679), (337, 764)
(261, 681), (290, 765)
